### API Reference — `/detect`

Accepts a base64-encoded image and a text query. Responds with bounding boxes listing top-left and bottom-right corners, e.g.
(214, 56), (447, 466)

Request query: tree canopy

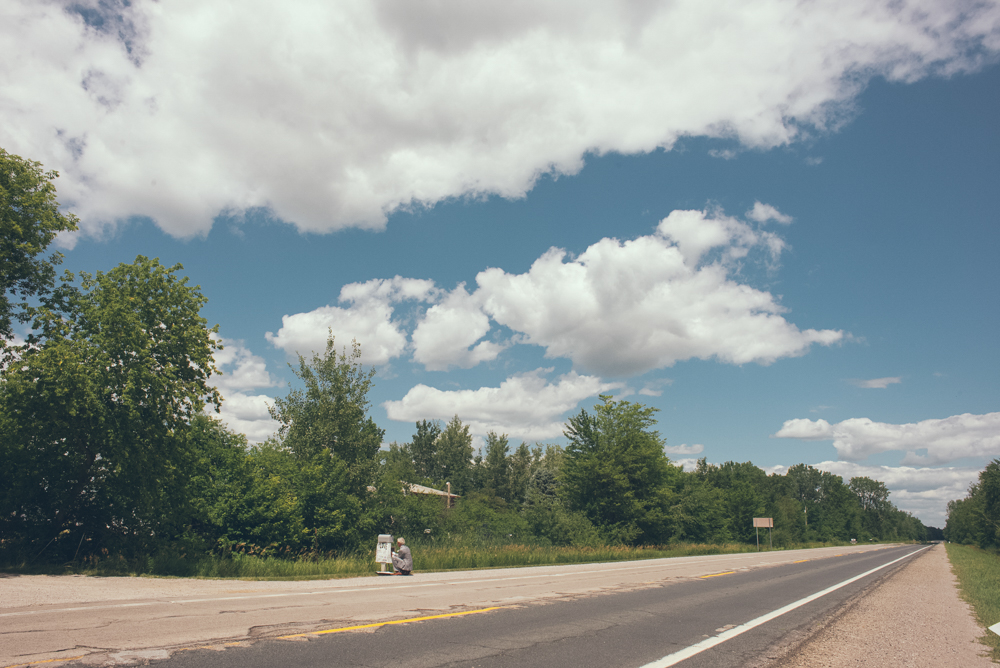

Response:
(0, 148), (79, 343)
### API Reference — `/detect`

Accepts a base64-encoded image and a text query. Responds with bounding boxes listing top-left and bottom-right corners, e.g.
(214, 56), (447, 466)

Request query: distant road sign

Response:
(753, 518), (774, 528)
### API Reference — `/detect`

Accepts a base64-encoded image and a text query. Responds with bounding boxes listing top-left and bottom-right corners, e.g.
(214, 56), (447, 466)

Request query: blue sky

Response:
(3, 0), (999, 526)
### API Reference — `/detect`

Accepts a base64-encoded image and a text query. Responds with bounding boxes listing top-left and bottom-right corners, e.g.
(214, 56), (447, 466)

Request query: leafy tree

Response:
(267, 336), (384, 552)
(562, 395), (680, 544)
(480, 431), (511, 500)
(0, 148), (79, 343)
(0, 257), (220, 558)
(850, 476), (890, 538)
(522, 467), (600, 546)
(436, 415), (474, 494)
(409, 419), (442, 481)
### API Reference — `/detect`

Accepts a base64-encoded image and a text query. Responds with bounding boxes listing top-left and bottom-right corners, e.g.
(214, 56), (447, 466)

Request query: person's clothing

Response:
(392, 545), (413, 574)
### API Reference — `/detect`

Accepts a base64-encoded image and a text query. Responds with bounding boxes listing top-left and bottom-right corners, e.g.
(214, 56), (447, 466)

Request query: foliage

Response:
(945, 460), (1000, 548)
(562, 395), (681, 544)
(0, 256), (220, 560)
(264, 335), (384, 553)
(0, 147), (79, 343)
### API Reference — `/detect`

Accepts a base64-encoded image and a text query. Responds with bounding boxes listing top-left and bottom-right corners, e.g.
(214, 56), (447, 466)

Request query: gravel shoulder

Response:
(769, 543), (993, 667)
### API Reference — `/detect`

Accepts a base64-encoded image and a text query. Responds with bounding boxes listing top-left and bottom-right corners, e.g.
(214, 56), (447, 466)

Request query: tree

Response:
(0, 256), (220, 558)
(850, 476), (890, 538)
(0, 148), (79, 343)
(409, 419), (442, 481)
(480, 431), (511, 500)
(267, 335), (384, 552)
(562, 395), (679, 544)
(435, 415), (474, 494)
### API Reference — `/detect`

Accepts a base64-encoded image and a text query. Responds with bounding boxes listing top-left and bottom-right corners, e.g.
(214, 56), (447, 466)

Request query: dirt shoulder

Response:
(768, 543), (993, 667)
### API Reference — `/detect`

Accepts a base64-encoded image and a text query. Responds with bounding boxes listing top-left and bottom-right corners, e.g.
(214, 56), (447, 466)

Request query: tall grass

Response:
(1, 539), (857, 579)
(946, 543), (1000, 662)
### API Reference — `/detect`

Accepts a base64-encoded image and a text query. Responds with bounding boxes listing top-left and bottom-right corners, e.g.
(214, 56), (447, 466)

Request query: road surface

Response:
(0, 544), (926, 667)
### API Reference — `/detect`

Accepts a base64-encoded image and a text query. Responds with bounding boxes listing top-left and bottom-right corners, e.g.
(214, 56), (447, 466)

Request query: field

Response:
(946, 542), (1000, 662)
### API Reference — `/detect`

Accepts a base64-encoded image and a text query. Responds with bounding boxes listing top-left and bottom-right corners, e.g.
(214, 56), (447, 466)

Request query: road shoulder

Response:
(762, 543), (992, 667)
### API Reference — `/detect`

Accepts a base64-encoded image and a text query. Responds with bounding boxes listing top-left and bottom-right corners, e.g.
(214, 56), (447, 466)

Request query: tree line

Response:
(944, 461), (1000, 548)
(1, 147), (927, 565)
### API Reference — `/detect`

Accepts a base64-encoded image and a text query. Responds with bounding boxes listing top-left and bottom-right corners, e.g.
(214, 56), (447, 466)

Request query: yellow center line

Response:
(699, 571), (735, 578)
(3, 656), (86, 668)
(793, 559), (809, 563)
(278, 606), (503, 639)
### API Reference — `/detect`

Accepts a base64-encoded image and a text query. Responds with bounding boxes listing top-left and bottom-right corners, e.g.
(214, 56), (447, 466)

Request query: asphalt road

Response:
(0, 544), (927, 668)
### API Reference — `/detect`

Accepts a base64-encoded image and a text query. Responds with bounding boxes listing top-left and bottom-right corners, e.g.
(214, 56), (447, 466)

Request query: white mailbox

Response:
(375, 534), (394, 574)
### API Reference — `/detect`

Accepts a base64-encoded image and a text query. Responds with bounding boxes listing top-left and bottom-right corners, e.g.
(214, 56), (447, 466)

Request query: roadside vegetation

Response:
(945, 543), (1000, 662)
(1, 146), (930, 579)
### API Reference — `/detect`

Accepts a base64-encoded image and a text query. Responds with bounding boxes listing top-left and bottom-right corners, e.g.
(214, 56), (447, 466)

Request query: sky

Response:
(3, 0), (999, 527)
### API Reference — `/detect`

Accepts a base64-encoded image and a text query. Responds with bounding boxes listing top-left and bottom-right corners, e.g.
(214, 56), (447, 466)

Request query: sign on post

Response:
(752, 518), (774, 551)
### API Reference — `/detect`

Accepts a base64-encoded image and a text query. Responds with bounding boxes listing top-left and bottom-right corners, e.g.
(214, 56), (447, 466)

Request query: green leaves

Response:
(0, 147), (79, 342)
(0, 256), (220, 558)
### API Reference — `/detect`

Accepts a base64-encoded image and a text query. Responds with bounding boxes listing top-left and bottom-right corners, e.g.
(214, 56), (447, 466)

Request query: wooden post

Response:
(446, 482), (451, 509)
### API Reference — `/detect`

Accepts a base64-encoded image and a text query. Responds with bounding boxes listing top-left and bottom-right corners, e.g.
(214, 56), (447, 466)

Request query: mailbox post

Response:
(752, 517), (773, 551)
(375, 534), (394, 574)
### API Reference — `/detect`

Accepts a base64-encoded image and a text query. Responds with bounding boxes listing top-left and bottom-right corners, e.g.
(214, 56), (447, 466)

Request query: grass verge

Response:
(945, 542), (1000, 663)
(3, 540), (862, 580)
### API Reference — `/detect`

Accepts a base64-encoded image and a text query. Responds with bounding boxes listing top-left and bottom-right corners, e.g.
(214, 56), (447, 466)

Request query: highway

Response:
(0, 544), (928, 667)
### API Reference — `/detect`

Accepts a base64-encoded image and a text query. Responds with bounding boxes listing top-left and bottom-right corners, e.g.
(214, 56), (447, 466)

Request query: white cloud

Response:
(809, 461), (979, 527)
(849, 376), (902, 389)
(210, 336), (281, 443)
(265, 277), (436, 364)
(478, 207), (842, 376)
(383, 368), (620, 440)
(747, 201), (793, 225)
(3, 0), (998, 236)
(269, 206), (842, 377)
(665, 443), (704, 456)
(410, 285), (506, 370)
(774, 412), (1000, 465)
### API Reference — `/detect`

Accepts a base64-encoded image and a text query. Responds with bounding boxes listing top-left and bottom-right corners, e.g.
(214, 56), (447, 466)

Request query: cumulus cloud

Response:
(410, 285), (506, 370)
(3, 0), (999, 236)
(210, 336), (281, 442)
(266, 277), (436, 364)
(269, 206), (843, 376)
(478, 208), (841, 375)
(774, 412), (1000, 465)
(849, 376), (902, 389)
(383, 369), (620, 440)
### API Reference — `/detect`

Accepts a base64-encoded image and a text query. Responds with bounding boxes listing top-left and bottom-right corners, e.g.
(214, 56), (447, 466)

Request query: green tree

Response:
(409, 419), (442, 481)
(436, 415), (474, 494)
(0, 148), (79, 343)
(268, 336), (384, 552)
(849, 476), (890, 539)
(0, 257), (220, 558)
(562, 395), (679, 544)
(480, 431), (511, 500)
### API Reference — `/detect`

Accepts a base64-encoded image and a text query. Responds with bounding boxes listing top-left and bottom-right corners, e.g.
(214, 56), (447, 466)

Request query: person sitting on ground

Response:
(391, 537), (413, 575)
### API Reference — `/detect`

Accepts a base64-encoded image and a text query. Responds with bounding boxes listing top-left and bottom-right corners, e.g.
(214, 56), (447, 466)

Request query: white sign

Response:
(752, 517), (773, 528)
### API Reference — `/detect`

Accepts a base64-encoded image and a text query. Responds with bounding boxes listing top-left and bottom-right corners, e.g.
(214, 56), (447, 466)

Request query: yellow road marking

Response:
(278, 606), (503, 639)
(3, 656), (85, 668)
(793, 559), (809, 563)
(699, 571), (735, 579)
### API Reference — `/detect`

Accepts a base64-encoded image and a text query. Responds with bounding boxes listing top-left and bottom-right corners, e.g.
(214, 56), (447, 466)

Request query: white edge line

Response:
(639, 545), (932, 668)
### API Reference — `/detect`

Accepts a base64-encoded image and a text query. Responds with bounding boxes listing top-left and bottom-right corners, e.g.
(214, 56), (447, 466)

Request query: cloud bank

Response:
(268, 206), (843, 377)
(383, 369), (620, 440)
(774, 411), (1000, 465)
(2, 0), (999, 237)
